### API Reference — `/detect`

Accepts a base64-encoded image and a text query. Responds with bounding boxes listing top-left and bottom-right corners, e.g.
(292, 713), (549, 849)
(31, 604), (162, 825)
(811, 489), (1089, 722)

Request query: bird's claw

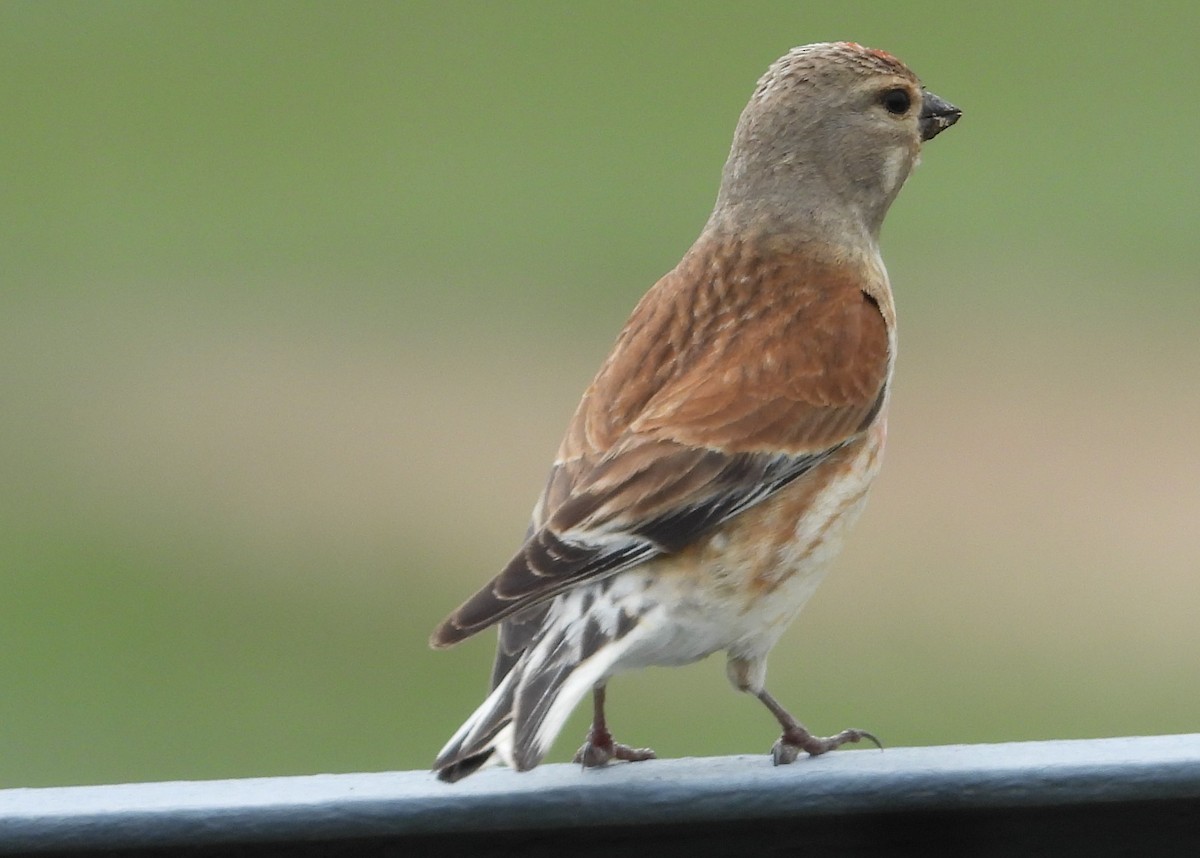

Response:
(574, 733), (657, 768)
(770, 727), (882, 766)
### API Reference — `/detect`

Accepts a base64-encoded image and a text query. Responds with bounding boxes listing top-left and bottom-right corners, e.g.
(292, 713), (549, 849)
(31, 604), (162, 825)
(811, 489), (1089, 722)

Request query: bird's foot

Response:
(574, 726), (657, 768)
(770, 726), (882, 766)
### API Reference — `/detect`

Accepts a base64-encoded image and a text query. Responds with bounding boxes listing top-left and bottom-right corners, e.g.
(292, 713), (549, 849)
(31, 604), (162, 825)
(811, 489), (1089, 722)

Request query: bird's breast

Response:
(612, 418), (887, 669)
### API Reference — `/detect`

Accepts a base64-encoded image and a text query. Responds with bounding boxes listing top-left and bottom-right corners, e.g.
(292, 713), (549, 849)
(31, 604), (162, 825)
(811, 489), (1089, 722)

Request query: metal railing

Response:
(2, 734), (1199, 856)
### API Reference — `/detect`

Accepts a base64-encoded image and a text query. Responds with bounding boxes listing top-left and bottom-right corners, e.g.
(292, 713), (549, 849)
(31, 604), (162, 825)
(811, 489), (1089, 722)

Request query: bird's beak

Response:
(919, 91), (961, 141)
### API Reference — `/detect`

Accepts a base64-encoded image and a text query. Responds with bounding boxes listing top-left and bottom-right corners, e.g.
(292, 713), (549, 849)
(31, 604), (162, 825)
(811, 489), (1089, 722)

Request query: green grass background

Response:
(3, 1), (1198, 788)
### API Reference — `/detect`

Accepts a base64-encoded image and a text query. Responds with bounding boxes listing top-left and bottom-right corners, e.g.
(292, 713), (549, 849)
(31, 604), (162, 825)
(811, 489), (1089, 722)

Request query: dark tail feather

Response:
(433, 625), (610, 781)
(510, 663), (574, 771)
(437, 747), (497, 783)
(433, 666), (518, 781)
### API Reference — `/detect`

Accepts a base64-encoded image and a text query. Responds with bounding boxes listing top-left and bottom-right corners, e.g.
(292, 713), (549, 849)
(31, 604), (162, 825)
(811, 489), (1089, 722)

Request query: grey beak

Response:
(919, 91), (961, 141)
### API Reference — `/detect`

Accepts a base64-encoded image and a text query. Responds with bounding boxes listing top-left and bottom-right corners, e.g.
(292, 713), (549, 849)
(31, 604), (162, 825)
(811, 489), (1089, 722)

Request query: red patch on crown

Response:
(837, 41), (907, 74)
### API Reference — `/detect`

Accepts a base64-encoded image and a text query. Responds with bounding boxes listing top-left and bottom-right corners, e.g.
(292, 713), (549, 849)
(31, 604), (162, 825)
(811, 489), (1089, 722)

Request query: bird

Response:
(429, 41), (960, 783)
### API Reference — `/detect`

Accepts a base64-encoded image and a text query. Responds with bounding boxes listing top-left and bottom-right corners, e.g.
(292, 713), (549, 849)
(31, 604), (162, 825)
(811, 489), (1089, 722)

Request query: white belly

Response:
(606, 422), (885, 676)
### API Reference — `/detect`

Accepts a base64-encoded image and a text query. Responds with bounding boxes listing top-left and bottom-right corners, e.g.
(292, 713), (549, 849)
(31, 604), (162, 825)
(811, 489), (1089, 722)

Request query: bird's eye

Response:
(881, 88), (911, 115)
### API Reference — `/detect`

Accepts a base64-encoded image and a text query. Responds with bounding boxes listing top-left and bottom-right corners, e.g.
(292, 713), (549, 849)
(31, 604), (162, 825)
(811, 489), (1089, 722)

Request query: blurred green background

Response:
(3, 2), (1198, 789)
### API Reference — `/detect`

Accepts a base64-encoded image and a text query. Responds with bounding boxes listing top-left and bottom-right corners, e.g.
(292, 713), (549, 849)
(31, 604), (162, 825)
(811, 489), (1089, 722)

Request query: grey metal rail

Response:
(2, 734), (1199, 856)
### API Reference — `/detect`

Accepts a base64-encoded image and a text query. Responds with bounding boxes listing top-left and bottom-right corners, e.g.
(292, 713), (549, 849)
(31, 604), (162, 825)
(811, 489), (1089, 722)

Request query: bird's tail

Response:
(433, 593), (641, 782)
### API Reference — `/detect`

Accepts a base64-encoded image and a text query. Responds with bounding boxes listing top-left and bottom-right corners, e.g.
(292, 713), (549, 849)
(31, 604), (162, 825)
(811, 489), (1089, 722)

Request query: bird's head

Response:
(712, 42), (961, 242)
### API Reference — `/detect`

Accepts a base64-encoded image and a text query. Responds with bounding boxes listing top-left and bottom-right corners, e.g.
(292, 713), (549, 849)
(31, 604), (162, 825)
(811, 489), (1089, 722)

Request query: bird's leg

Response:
(573, 684), (657, 768)
(756, 688), (881, 765)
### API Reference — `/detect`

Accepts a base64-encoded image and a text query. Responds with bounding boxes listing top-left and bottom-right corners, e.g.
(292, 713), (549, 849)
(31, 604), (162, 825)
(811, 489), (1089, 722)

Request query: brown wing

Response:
(431, 237), (891, 649)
